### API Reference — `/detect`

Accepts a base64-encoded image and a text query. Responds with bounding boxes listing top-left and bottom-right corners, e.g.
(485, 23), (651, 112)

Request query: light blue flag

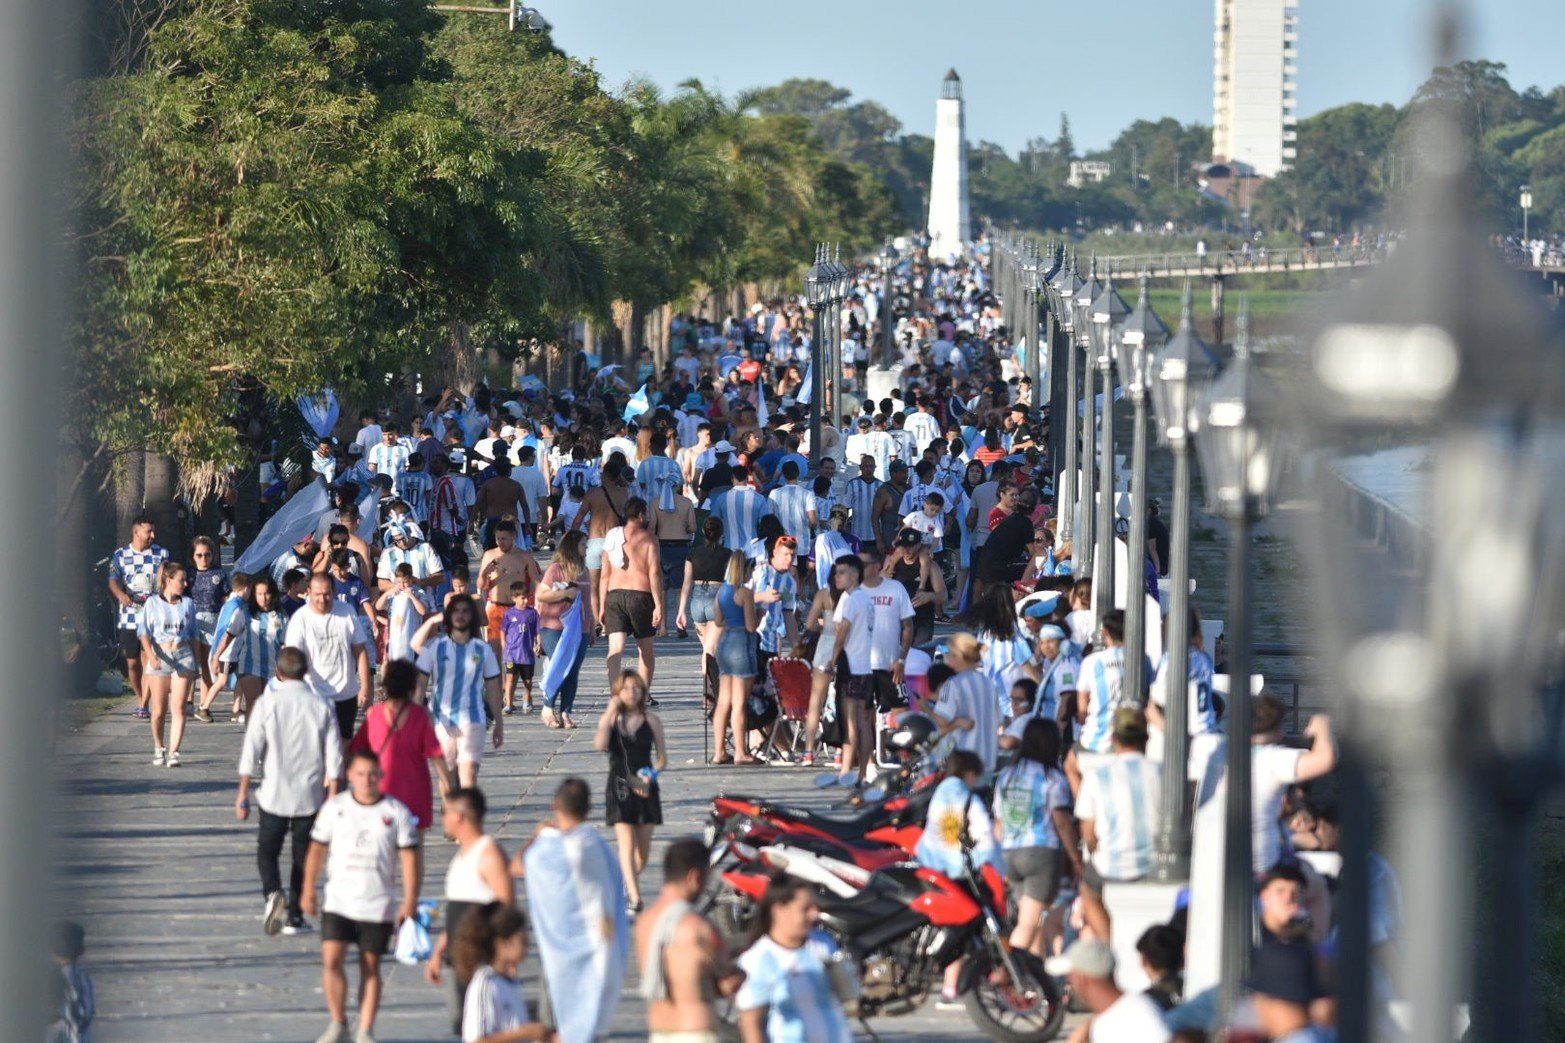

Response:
(356, 487), (380, 547)
(796, 360), (814, 405)
(1078, 386), (1128, 417)
(524, 824), (630, 1043)
(234, 478), (332, 575)
(542, 593), (586, 703)
(1015, 337), (1027, 372)
(913, 776), (1003, 879)
(297, 390), (340, 441)
(754, 384), (769, 427)
(623, 384), (650, 423)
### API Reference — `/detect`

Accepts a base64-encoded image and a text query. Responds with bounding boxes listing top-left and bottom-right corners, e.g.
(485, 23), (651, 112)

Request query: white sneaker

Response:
(263, 891), (287, 936)
(282, 917), (315, 935)
(167, 751), (181, 768)
(314, 1022), (350, 1043)
(152, 747), (166, 766)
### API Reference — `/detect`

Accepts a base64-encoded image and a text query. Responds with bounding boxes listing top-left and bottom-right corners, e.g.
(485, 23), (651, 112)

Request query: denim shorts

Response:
(687, 584), (718, 626)
(716, 629), (757, 677)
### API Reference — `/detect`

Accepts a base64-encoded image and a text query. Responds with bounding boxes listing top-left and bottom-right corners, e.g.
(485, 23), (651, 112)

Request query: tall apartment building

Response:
(1212, 0), (1298, 178)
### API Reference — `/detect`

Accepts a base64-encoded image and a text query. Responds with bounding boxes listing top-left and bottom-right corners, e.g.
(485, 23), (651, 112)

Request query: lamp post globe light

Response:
(805, 244), (830, 470)
(1090, 271), (1130, 642)
(1146, 282), (1218, 885)
(1074, 261), (1101, 578)
(1115, 275), (1169, 705)
(1190, 304), (1283, 1021)
(879, 237), (899, 368)
(1298, 75), (1565, 1039)
(1052, 256), (1083, 549)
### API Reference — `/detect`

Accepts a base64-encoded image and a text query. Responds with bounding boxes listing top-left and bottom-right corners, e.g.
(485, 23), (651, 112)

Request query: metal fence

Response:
(1092, 245), (1386, 278)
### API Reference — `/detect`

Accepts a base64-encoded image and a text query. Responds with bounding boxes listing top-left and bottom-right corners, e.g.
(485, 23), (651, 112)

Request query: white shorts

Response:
(436, 722), (486, 767)
(1072, 747), (1113, 775)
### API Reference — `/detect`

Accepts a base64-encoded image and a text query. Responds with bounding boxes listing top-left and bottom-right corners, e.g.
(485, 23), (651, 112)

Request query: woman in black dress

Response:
(593, 669), (666, 914)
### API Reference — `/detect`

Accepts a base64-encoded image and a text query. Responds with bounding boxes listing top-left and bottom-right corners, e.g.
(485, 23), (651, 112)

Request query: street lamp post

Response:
(1191, 304), (1281, 1019)
(1051, 256), (1082, 549)
(1074, 261), (1100, 578)
(805, 244), (829, 471)
(1116, 275), (1169, 702)
(879, 237), (899, 368)
(1041, 246), (1064, 483)
(1147, 282), (1218, 883)
(1521, 184), (1533, 243)
(1021, 252), (1041, 406)
(1090, 272), (1130, 641)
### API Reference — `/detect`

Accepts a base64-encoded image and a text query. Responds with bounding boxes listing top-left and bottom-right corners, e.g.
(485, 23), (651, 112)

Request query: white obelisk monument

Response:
(927, 69), (971, 260)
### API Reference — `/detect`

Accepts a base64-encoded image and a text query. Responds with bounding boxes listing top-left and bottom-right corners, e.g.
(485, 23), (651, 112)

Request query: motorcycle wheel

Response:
(962, 950), (1067, 1043)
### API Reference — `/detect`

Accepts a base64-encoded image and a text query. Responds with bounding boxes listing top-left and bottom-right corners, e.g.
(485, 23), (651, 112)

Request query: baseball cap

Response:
(894, 527), (922, 548)
(500, 425), (517, 438)
(713, 440), (736, 453)
(1044, 938), (1115, 979)
(346, 443), (364, 456)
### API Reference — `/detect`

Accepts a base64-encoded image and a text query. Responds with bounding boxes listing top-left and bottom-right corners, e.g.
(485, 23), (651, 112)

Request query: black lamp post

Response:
(1073, 261), (1100, 578)
(1090, 271), (1130, 641)
(1051, 255), (1083, 550)
(1191, 304), (1282, 1020)
(1115, 274), (1169, 702)
(1147, 282), (1218, 884)
(805, 244), (829, 470)
(879, 237), (898, 368)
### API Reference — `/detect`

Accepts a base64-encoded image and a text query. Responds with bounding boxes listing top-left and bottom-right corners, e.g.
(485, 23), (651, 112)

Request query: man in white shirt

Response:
(834, 547), (913, 781)
(904, 398), (941, 454)
(302, 749), (421, 1043)
(352, 411), (383, 457)
(601, 420), (637, 466)
(236, 646), (342, 937)
(1044, 938), (1171, 1043)
(284, 574), (371, 742)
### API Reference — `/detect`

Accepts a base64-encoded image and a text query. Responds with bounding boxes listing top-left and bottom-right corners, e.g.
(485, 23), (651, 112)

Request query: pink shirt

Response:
(348, 701), (442, 829)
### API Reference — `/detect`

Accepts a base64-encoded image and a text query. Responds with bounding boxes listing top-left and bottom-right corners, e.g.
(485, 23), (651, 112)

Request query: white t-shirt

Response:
(1252, 743), (1304, 871)
(283, 603), (363, 701)
(835, 588), (876, 675)
(857, 580), (915, 671)
(462, 965), (534, 1042)
(309, 791), (418, 923)
(601, 437), (637, 465)
(1066, 609), (1094, 648)
(934, 669), (1000, 772)
(354, 424), (383, 456)
(1090, 990), (1172, 1043)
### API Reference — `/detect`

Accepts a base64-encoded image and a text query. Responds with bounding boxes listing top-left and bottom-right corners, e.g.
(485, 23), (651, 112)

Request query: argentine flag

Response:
(623, 384), (650, 423)
(524, 824), (630, 1042)
(297, 389), (340, 441)
(542, 592), (587, 704)
(796, 360), (814, 405)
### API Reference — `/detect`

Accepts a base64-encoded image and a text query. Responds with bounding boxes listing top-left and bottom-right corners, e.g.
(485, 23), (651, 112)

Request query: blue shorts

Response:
(716, 629), (757, 678)
(586, 537), (605, 571)
(687, 583), (718, 626)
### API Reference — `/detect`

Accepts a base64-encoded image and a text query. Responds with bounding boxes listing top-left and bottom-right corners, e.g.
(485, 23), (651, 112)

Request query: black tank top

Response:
(890, 555), (923, 599)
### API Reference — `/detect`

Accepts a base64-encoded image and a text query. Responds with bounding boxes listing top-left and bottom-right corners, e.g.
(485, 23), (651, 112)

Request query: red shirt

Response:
(348, 701), (442, 830)
(989, 505), (1011, 532)
(738, 359), (764, 385)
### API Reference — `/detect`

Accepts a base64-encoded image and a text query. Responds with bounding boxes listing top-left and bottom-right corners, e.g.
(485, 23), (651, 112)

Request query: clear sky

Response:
(544, 0), (1565, 154)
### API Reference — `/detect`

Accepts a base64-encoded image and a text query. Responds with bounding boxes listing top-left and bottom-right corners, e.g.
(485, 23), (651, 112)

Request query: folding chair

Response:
(761, 657), (813, 762)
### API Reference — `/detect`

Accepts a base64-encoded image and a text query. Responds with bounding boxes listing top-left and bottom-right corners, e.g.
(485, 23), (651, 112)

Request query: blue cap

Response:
(1020, 594), (1062, 618)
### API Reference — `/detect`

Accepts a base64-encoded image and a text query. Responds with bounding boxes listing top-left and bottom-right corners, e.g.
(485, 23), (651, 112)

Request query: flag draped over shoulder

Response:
(796, 360), (814, 405)
(524, 824), (629, 1043)
(542, 592), (586, 701)
(913, 777), (1002, 879)
(356, 486), (380, 547)
(234, 479), (331, 574)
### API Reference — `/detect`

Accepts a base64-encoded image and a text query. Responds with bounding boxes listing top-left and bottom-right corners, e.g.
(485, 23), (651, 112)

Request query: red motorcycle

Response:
(720, 839), (1066, 1042)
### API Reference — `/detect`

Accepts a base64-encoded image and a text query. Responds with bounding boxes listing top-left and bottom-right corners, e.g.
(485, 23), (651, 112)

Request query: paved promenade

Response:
(54, 630), (1046, 1041)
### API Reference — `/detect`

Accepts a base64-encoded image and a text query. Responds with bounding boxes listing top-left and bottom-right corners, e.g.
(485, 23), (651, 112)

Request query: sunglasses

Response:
(776, 536), (798, 547)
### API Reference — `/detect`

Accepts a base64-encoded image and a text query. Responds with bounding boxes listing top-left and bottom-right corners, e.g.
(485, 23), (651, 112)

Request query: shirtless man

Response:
(471, 457), (524, 550)
(637, 839), (744, 1043)
(570, 460), (634, 629)
(476, 519), (541, 659)
(650, 479), (697, 638)
(601, 496), (662, 689)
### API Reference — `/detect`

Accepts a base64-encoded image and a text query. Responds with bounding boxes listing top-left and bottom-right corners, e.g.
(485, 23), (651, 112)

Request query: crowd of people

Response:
(87, 232), (1380, 1042)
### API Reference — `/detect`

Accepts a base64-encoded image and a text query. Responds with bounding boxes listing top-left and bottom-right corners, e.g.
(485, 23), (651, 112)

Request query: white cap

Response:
(500, 426), (517, 439)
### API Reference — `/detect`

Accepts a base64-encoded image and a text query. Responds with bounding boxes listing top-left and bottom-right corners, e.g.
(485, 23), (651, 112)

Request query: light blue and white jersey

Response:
(864, 431), (895, 481)
(415, 635), (500, 730)
(768, 484), (813, 544)
(109, 543), (169, 630)
(1077, 647), (1138, 754)
(367, 441), (411, 483)
(311, 452), (338, 484)
(905, 411), (941, 454)
(711, 488), (771, 551)
(979, 629), (1035, 712)
(635, 455), (683, 504)
(230, 607), (285, 678)
(1032, 650), (1080, 723)
(210, 594), (247, 667)
(1075, 753), (1161, 880)
(395, 470), (433, 523)
(993, 762), (1072, 850)
(749, 563), (798, 654)
(840, 476), (882, 544)
(736, 934), (853, 1043)
(376, 542), (443, 586)
(1152, 647), (1219, 735)
(137, 594), (196, 646)
(384, 591), (425, 663)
